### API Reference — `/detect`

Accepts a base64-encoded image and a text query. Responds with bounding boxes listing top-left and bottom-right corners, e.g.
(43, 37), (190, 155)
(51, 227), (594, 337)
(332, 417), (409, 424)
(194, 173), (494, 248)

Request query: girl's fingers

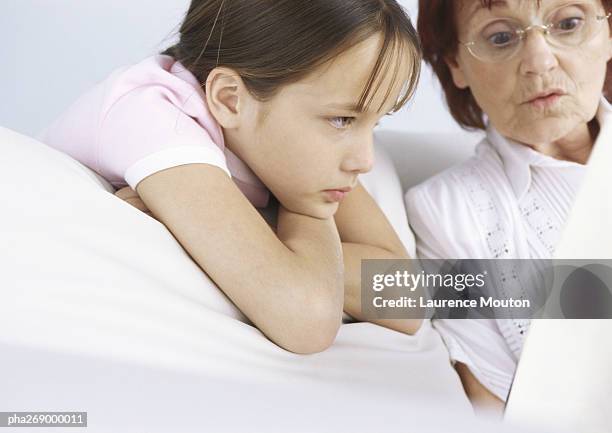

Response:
(115, 186), (154, 216)
(115, 186), (138, 200)
(126, 197), (149, 212)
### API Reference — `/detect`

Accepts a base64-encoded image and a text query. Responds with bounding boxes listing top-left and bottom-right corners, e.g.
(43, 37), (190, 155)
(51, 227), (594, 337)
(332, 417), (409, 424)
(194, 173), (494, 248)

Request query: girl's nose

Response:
(341, 136), (375, 174)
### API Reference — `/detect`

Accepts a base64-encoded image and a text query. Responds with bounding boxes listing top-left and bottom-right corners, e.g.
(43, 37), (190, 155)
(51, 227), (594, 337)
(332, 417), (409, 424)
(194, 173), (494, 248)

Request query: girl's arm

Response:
(334, 183), (423, 335)
(134, 163), (344, 354)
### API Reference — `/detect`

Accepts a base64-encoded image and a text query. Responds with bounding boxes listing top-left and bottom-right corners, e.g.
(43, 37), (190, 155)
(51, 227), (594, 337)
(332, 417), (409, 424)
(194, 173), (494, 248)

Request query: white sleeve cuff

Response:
(124, 145), (231, 190)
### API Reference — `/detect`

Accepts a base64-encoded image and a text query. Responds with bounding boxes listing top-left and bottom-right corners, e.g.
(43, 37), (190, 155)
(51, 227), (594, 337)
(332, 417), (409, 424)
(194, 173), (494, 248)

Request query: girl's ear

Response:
(205, 67), (245, 129)
(445, 55), (469, 90)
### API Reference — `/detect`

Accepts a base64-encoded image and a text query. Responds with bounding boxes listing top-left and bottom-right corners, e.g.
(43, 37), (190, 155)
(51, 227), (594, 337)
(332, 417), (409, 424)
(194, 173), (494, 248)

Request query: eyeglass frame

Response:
(459, 7), (612, 62)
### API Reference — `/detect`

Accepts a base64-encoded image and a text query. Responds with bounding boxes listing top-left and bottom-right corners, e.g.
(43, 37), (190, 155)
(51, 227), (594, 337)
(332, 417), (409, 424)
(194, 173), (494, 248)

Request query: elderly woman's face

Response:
(449, 0), (612, 145)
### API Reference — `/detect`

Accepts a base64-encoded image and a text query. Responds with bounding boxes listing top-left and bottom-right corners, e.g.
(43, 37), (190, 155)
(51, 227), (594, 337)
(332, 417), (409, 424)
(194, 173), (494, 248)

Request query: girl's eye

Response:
(329, 117), (355, 129)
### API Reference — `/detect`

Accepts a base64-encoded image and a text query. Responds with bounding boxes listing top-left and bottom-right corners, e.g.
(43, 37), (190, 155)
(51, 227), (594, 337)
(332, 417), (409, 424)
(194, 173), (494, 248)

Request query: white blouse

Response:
(405, 97), (612, 401)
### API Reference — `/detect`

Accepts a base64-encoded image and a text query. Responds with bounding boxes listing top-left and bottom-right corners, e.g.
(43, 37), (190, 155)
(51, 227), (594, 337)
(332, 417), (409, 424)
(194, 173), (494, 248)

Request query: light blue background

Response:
(1, 0), (480, 140)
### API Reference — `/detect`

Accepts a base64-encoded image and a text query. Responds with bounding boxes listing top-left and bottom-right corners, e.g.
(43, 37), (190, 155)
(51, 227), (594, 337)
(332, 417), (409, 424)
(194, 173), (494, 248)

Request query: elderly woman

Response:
(407, 0), (612, 413)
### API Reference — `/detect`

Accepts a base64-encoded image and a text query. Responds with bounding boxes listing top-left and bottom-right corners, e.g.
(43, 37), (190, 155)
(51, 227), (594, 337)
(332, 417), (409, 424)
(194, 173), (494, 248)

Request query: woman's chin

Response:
(504, 119), (578, 147)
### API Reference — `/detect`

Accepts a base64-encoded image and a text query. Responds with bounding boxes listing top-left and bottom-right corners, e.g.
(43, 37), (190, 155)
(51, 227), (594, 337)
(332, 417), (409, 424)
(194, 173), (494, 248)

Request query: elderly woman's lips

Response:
(527, 92), (563, 109)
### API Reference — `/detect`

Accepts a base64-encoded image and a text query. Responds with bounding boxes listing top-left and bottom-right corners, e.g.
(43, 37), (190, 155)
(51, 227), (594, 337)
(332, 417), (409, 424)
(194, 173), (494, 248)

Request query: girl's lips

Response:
(323, 189), (350, 202)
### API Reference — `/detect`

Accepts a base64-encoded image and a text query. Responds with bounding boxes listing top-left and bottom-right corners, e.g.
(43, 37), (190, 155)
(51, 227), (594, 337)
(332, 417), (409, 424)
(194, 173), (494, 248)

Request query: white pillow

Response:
(361, 142), (417, 258)
(0, 126), (250, 341)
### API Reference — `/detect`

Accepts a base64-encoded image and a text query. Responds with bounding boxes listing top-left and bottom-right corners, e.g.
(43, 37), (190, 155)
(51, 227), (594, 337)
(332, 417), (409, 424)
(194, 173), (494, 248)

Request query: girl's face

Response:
(225, 33), (413, 219)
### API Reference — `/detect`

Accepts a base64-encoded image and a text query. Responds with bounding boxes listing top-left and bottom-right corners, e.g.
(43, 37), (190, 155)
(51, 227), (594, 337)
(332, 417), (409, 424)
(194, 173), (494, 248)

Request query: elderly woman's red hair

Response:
(418, 0), (612, 129)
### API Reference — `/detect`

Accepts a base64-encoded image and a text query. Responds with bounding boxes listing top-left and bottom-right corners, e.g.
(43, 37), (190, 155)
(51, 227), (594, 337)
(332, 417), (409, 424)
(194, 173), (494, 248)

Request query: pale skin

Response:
(116, 33), (422, 355)
(446, 0), (612, 414)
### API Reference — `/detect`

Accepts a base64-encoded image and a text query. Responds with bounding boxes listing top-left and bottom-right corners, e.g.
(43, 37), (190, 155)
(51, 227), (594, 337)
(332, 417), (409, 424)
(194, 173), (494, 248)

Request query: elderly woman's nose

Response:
(519, 32), (559, 76)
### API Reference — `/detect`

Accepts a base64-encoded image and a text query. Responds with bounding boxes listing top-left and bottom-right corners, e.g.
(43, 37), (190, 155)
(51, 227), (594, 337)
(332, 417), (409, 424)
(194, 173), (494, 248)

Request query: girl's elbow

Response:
(281, 325), (340, 354)
(278, 302), (342, 354)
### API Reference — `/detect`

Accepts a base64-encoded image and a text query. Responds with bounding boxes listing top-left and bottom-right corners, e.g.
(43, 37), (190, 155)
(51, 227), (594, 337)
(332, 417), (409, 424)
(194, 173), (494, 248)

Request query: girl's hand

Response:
(115, 186), (154, 218)
(335, 182), (423, 335)
(116, 164), (344, 354)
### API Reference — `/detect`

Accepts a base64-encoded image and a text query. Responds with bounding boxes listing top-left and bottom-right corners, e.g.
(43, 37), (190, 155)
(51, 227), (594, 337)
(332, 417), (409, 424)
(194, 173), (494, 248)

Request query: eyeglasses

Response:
(460, 2), (611, 63)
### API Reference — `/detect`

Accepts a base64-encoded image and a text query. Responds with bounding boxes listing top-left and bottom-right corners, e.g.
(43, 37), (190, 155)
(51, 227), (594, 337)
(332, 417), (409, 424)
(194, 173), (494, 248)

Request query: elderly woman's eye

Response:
(488, 32), (515, 47)
(481, 20), (518, 48)
(556, 17), (584, 32)
(329, 117), (355, 129)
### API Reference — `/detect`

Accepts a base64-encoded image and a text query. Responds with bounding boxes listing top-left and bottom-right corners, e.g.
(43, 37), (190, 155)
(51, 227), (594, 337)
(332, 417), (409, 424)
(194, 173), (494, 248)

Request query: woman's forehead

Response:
(461, 0), (601, 18)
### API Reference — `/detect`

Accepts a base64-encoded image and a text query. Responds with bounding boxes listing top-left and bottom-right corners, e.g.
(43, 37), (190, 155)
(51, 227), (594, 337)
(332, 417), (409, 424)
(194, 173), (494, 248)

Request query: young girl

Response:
(42, 0), (422, 354)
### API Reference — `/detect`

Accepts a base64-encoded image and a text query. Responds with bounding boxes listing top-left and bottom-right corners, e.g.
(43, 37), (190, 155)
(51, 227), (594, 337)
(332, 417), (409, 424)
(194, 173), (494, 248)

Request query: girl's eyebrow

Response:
(324, 102), (365, 113)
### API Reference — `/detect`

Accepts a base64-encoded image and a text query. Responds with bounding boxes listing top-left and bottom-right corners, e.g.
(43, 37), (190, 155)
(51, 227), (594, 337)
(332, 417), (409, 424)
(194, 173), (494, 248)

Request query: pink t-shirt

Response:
(42, 55), (269, 208)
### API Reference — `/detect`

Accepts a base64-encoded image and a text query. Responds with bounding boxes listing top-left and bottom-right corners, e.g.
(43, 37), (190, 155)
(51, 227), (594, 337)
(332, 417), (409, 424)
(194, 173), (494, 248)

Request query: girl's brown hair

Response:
(418, 0), (612, 130)
(164, 0), (421, 114)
